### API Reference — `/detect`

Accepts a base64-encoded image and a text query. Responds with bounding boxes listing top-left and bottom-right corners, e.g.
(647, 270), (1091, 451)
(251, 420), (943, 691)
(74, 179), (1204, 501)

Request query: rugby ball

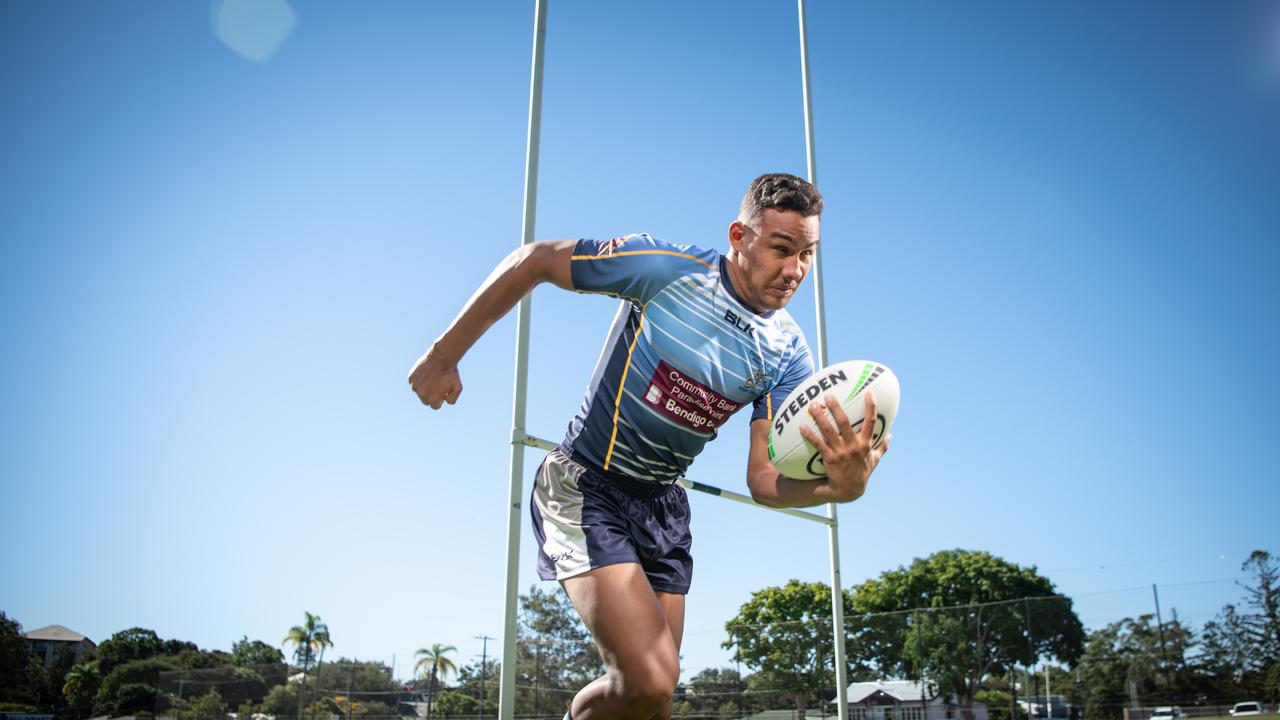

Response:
(768, 360), (900, 480)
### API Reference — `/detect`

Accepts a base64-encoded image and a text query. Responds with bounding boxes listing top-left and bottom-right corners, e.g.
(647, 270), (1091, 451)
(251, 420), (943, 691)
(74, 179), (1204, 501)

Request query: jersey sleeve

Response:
(752, 336), (815, 423)
(570, 233), (716, 305)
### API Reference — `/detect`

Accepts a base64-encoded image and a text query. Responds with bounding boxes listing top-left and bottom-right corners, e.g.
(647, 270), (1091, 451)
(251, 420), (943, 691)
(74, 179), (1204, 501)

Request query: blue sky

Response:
(2, 0), (1278, 681)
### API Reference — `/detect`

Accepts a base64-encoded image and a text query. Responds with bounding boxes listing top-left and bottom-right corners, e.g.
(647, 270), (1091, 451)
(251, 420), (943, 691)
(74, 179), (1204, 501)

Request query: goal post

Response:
(497, 2), (851, 718)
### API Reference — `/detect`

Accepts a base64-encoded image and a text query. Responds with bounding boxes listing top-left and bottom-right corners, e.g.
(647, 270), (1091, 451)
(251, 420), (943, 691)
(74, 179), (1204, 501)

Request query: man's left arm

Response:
(745, 392), (891, 508)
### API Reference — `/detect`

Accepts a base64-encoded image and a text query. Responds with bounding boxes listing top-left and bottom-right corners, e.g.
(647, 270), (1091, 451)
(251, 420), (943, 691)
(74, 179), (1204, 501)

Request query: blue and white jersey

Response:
(562, 233), (814, 486)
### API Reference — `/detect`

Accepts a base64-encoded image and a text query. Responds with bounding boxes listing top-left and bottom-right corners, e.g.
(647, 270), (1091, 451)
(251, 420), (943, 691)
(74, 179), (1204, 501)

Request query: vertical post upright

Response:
(499, 2), (548, 719)
(797, 2), (848, 719)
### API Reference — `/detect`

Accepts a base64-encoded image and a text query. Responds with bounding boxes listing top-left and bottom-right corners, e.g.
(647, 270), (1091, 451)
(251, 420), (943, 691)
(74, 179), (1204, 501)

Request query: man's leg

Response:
(562, 563), (684, 720)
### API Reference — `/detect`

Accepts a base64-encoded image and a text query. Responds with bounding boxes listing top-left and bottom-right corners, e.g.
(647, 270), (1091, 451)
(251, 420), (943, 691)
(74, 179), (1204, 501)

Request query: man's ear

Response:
(728, 220), (746, 252)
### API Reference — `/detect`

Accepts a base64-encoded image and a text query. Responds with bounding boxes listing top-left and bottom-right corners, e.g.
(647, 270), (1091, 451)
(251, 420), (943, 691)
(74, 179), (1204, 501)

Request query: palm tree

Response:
(283, 612), (332, 719)
(413, 644), (457, 717)
(63, 661), (101, 719)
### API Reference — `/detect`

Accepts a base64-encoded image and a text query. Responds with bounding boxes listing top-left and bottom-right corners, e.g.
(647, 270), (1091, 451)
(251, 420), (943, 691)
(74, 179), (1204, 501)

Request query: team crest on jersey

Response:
(597, 237), (627, 256)
(739, 367), (770, 392)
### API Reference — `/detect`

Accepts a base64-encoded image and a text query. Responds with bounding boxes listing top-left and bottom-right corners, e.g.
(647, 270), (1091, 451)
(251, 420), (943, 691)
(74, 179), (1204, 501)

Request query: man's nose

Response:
(781, 255), (804, 280)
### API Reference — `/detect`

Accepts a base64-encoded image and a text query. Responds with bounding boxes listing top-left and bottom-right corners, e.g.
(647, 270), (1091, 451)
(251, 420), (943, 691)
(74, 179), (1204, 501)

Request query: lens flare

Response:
(211, 0), (296, 63)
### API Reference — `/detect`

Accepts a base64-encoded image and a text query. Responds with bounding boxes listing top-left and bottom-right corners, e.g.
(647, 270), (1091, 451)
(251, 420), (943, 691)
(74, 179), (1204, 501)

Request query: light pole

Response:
(474, 635), (494, 718)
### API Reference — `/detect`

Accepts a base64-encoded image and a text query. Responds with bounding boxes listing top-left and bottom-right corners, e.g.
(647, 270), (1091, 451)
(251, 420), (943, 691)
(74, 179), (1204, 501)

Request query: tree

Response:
(63, 661), (103, 719)
(308, 658), (401, 695)
(93, 656), (181, 717)
(723, 579), (851, 715)
(677, 667), (744, 719)
(178, 687), (228, 720)
(232, 637), (285, 667)
(1077, 614), (1195, 719)
(1192, 549), (1280, 704)
(848, 549), (1085, 715)
(95, 628), (166, 677)
(0, 611), (41, 707)
(449, 658), (499, 718)
(414, 644), (456, 717)
(433, 688), (492, 718)
(283, 612), (332, 674)
(306, 657), (403, 717)
(259, 683), (300, 717)
(283, 611), (331, 718)
(1239, 551), (1280, 666)
(515, 584), (603, 717)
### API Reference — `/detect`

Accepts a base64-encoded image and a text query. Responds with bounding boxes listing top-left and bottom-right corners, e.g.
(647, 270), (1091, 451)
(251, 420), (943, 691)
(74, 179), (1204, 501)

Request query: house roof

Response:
(23, 625), (91, 643)
(841, 680), (931, 704)
(833, 680), (991, 708)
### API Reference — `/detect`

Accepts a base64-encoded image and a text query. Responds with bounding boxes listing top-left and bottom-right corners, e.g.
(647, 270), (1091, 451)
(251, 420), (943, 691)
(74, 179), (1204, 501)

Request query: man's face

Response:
(727, 208), (820, 313)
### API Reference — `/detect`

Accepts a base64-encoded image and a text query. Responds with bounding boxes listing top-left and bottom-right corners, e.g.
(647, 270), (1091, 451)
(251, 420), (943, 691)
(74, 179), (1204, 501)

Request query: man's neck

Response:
(721, 251), (767, 315)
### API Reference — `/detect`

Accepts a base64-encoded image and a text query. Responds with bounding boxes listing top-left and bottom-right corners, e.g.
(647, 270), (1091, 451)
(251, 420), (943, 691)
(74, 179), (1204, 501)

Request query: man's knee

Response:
(613, 655), (679, 712)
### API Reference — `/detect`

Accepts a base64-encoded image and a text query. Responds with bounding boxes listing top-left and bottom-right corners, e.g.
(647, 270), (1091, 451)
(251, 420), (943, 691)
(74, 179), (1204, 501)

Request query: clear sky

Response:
(2, 0), (1278, 682)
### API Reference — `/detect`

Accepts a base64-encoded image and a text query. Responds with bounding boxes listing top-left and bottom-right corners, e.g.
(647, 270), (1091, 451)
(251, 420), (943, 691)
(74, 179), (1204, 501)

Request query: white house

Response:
(23, 625), (95, 668)
(832, 680), (989, 720)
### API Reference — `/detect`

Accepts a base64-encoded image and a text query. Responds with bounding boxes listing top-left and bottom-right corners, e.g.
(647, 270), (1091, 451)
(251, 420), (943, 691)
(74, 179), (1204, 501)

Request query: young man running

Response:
(409, 173), (891, 720)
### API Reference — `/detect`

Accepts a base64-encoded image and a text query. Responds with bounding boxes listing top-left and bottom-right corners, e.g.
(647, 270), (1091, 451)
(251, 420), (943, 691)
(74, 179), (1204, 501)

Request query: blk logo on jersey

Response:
(645, 360), (742, 432)
(722, 309), (755, 338)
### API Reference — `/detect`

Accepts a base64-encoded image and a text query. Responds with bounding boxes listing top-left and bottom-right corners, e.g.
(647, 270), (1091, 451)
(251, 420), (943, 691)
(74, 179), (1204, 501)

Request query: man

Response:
(408, 173), (891, 720)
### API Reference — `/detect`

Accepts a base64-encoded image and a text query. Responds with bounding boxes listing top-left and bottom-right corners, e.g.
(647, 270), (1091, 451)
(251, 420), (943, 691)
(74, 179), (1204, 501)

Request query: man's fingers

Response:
(799, 425), (831, 456)
(859, 391), (878, 441)
(824, 395), (854, 440)
(808, 401), (841, 444)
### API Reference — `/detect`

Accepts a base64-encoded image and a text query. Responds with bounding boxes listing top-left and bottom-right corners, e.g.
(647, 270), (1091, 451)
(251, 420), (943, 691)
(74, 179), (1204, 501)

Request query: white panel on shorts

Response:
(533, 450), (593, 579)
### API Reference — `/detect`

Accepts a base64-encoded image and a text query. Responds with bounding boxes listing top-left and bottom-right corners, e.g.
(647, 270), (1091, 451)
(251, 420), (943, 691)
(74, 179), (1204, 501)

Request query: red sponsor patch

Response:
(642, 360), (742, 432)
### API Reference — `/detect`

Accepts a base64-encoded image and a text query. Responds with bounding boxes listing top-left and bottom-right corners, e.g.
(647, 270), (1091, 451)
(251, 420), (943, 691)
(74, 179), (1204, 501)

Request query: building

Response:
(832, 680), (989, 720)
(22, 625), (95, 668)
(1018, 695), (1073, 719)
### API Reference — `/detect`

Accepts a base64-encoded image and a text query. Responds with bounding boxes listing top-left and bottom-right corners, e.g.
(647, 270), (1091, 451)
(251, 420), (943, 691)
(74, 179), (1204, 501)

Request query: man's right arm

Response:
(408, 240), (577, 409)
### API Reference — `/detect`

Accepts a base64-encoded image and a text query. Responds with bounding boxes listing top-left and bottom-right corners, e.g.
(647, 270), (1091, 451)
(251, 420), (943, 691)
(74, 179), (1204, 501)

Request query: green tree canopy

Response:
(283, 612), (331, 672)
(515, 584), (603, 717)
(414, 644), (457, 717)
(94, 656), (181, 717)
(63, 660), (103, 719)
(0, 611), (41, 707)
(1077, 613), (1196, 719)
(449, 658), (498, 718)
(679, 666), (746, 719)
(177, 687), (228, 720)
(848, 549), (1085, 709)
(308, 659), (400, 694)
(258, 682), (300, 717)
(232, 637), (285, 667)
(1240, 551), (1280, 667)
(96, 628), (167, 676)
(723, 579), (850, 715)
(1196, 550), (1280, 704)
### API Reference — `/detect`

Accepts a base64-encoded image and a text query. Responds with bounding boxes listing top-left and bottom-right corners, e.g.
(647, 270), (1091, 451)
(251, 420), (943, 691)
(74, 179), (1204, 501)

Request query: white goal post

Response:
(497, 3), (851, 719)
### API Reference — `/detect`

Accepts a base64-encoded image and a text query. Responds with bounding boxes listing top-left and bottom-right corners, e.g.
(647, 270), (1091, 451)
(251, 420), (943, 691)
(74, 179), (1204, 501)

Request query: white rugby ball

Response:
(768, 360), (900, 480)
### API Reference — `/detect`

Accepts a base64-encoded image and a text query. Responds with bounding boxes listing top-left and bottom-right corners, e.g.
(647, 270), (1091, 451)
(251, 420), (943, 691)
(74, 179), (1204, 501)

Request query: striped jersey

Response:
(561, 233), (815, 486)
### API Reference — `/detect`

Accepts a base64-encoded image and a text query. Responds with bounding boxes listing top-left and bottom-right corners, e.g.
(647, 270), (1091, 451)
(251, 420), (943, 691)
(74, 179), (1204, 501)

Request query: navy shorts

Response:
(530, 448), (693, 595)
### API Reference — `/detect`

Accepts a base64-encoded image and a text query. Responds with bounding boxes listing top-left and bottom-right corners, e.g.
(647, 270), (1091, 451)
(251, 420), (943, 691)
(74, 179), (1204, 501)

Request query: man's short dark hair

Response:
(738, 172), (823, 225)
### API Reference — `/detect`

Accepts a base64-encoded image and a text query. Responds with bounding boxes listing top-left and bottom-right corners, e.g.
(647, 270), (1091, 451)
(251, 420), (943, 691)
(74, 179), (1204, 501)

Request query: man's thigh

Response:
(561, 563), (680, 677)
